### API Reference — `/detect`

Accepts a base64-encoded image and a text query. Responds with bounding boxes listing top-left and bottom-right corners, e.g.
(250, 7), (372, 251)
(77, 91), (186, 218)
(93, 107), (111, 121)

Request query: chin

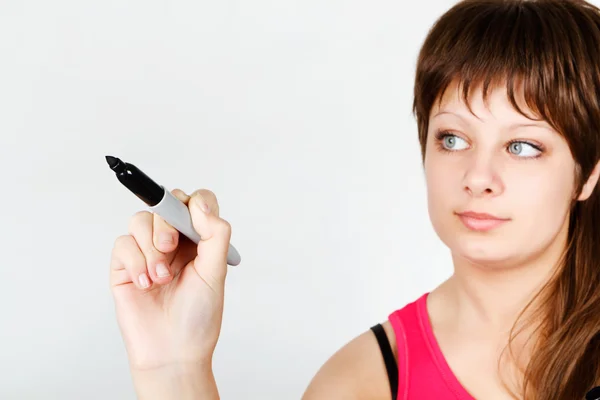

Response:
(452, 237), (515, 267)
(436, 223), (517, 267)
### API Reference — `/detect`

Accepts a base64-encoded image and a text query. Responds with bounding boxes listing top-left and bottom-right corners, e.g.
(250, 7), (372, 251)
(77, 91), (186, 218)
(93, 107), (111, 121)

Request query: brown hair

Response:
(412, 0), (600, 398)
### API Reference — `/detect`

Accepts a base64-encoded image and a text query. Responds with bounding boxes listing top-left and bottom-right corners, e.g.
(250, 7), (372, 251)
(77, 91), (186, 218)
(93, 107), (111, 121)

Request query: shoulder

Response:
(301, 320), (398, 400)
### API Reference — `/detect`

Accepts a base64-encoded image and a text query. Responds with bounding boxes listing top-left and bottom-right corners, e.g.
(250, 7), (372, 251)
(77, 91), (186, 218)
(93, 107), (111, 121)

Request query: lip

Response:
(456, 211), (510, 232)
(457, 211), (507, 220)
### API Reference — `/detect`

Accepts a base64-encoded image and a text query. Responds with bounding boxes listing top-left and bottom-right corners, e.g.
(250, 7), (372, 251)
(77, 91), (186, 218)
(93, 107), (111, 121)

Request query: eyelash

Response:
(433, 130), (544, 159)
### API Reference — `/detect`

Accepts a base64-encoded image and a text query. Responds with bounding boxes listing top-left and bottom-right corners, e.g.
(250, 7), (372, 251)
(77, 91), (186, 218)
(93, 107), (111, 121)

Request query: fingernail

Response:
(156, 263), (170, 277)
(194, 198), (210, 213)
(159, 233), (173, 244)
(138, 273), (150, 288)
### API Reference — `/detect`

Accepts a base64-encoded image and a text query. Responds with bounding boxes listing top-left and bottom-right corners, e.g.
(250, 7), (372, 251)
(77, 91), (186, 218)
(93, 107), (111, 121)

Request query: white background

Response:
(0, 0), (485, 398)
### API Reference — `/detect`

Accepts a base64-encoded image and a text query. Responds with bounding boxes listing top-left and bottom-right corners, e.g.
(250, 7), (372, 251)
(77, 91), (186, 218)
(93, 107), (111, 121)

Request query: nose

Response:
(462, 153), (503, 197)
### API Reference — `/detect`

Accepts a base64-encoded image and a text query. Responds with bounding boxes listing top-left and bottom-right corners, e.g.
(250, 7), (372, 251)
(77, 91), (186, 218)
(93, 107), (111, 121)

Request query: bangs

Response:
(413, 0), (600, 166)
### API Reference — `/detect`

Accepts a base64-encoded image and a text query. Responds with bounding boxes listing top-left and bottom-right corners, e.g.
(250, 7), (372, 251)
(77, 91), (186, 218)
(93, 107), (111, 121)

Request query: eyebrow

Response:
(432, 110), (552, 131)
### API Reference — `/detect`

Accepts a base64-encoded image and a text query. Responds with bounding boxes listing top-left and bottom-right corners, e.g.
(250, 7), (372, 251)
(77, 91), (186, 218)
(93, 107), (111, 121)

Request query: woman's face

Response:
(424, 80), (588, 268)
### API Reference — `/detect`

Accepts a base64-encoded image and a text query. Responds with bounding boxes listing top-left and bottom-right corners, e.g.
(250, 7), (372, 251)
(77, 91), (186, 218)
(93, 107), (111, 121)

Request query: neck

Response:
(443, 220), (570, 335)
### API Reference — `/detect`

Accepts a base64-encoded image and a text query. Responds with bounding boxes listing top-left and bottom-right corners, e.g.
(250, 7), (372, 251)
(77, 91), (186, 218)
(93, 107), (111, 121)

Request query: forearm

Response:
(131, 362), (219, 400)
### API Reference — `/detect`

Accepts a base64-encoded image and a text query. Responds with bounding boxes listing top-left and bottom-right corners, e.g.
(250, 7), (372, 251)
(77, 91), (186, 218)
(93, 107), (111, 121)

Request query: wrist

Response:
(131, 361), (219, 400)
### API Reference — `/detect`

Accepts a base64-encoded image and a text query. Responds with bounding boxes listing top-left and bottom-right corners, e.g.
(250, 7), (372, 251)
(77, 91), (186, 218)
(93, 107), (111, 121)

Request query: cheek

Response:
(507, 167), (573, 229)
(424, 159), (457, 220)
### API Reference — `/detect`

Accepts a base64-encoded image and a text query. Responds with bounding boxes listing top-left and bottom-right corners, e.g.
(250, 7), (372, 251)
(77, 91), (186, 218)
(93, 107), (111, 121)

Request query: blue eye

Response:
(434, 131), (468, 152)
(508, 141), (542, 158)
(441, 134), (468, 150)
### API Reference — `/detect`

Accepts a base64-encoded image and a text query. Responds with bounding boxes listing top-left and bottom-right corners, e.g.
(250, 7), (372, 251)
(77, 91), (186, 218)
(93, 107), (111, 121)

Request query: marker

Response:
(105, 155), (241, 266)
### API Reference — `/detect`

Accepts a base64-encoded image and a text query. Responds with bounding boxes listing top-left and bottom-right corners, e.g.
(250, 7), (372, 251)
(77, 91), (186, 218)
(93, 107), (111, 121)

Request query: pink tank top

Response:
(388, 292), (476, 399)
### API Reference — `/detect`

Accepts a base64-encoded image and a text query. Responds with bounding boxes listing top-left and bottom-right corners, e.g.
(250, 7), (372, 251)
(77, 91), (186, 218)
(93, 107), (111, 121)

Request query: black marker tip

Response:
(105, 155), (120, 169)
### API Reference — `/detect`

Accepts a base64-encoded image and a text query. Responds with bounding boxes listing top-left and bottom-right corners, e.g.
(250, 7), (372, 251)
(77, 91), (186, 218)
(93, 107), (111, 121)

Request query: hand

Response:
(109, 188), (232, 372)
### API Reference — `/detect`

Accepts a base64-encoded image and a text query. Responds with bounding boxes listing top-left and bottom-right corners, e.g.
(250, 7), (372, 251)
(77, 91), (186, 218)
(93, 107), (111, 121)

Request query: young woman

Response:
(108, 0), (600, 398)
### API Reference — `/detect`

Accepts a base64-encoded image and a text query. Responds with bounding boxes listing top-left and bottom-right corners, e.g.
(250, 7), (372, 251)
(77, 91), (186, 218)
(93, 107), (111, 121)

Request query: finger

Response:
(109, 235), (152, 290)
(171, 188), (191, 205)
(189, 194), (232, 289)
(128, 211), (174, 285)
(152, 189), (192, 276)
(189, 189), (220, 217)
(153, 189), (188, 254)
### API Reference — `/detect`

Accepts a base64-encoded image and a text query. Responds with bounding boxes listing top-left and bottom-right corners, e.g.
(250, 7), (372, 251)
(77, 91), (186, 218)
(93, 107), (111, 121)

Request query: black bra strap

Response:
(370, 323), (398, 400)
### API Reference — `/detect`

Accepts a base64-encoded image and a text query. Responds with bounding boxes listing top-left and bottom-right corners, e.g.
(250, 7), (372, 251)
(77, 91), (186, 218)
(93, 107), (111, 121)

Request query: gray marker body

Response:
(149, 186), (241, 266)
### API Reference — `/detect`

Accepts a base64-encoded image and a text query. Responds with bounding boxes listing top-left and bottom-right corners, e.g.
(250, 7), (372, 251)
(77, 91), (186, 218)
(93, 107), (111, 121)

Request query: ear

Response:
(577, 159), (600, 201)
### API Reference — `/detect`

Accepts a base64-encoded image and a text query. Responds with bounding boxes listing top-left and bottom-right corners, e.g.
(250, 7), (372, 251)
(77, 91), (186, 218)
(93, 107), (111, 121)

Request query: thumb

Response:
(189, 195), (232, 289)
